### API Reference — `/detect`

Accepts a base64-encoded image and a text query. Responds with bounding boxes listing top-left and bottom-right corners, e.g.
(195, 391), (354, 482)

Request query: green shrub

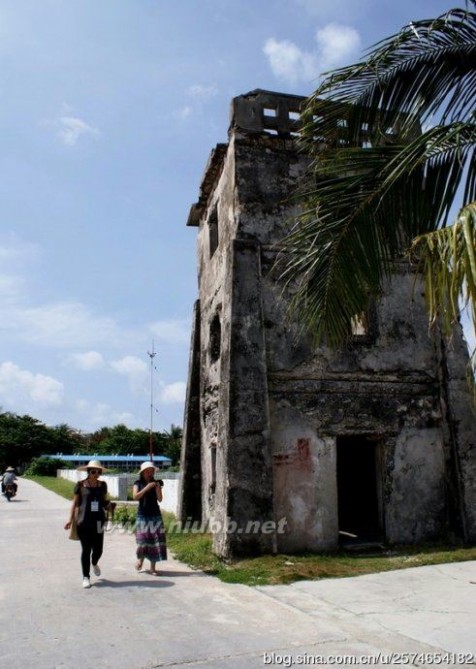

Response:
(113, 504), (137, 527)
(25, 456), (71, 476)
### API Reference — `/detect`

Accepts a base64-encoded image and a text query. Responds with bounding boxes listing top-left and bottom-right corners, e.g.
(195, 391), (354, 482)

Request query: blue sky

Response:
(0, 0), (468, 434)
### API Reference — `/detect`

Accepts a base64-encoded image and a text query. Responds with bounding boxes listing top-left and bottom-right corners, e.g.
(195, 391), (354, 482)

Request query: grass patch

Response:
(212, 545), (476, 586)
(30, 477), (476, 586)
(160, 509), (476, 585)
(25, 475), (76, 500)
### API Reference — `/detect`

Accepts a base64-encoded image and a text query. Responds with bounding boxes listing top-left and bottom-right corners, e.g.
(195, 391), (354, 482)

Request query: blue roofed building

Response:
(50, 454), (172, 472)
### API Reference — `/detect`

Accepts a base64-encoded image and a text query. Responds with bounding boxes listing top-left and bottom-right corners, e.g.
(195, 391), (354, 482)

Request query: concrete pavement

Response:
(0, 478), (475, 669)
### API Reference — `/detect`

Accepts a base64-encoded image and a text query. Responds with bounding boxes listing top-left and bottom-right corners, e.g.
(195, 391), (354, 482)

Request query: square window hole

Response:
(263, 107), (277, 118)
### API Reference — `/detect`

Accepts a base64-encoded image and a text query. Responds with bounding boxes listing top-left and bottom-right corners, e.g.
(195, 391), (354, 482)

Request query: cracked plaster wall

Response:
(183, 91), (476, 557)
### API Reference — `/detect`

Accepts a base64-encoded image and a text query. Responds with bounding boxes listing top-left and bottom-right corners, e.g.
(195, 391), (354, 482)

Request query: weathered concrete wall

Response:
(384, 428), (446, 543)
(221, 239), (275, 557)
(194, 143), (234, 534)
(435, 330), (476, 542)
(270, 411), (338, 552)
(230, 129), (454, 550)
(262, 270), (452, 550)
(181, 89), (476, 557)
(177, 300), (202, 524)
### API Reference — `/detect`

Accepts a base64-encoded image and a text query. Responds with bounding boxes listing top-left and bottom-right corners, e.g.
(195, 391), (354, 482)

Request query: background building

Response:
(51, 454), (172, 472)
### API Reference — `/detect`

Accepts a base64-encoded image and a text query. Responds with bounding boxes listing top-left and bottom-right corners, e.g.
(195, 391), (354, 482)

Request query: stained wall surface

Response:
(179, 90), (476, 557)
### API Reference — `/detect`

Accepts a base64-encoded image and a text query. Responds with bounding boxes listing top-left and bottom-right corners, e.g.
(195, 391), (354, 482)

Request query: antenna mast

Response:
(147, 342), (157, 461)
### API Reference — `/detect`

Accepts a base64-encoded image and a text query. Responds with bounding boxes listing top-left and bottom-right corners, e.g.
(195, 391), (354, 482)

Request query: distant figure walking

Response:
(64, 460), (111, 588)
(133, 461), (167, 574)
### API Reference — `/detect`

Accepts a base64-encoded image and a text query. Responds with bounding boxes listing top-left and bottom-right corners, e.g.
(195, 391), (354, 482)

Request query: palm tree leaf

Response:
(301, 8), (476, 142)
(410, 203), (476, 337)
(279, 8), (476, 348)
(379, 122), (476, 229)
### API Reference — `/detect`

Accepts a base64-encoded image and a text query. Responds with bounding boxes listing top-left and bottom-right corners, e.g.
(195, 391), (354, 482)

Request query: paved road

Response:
(0, 478), (475, 669)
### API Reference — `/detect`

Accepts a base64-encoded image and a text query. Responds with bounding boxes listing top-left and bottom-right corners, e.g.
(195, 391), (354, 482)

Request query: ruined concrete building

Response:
(178, 89), (476, 558)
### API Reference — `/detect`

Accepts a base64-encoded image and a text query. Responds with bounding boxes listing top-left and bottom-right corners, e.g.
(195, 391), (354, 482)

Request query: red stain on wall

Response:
(296, 438), (310, 462)
(273, 438), (311, 467)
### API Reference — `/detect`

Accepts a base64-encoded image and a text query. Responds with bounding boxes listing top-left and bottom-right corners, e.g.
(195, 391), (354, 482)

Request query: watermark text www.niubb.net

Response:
(262, 651), (476, 666)
(104, 516), (288, 535)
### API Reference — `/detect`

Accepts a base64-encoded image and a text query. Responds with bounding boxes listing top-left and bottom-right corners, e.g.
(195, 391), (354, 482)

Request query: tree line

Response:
(0, 410), (182, 472)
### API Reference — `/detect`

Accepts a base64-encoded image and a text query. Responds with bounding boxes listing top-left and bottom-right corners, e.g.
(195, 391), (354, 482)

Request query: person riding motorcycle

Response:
(1, 467), (18, 496)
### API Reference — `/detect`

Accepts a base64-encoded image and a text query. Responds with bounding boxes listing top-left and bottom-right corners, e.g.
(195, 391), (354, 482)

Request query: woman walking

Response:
(64, 460), (111, 588)
(133, 461), (167, 574)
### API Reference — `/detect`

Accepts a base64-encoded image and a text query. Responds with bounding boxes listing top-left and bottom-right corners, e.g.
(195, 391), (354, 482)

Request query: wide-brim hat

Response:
(77, 460), (108, 472)
(139, 461), (157, 474)
(5, 466), (15, 472)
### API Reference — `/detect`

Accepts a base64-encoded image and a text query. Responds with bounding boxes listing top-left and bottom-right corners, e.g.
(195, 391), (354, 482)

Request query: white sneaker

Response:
(92, 564), (101, 576)
(82, 577), (91, 589)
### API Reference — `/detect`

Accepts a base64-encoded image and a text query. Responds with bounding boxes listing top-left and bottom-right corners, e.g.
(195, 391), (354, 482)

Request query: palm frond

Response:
(410, 203), (476, 337)
(300, 8), (476, 147)
(278, 8), (476, 349)
(379, 122), (476, 230)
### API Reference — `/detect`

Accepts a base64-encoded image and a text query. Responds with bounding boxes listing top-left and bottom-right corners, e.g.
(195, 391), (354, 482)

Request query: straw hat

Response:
(139, 461), (157, 474)
(5, 466), (15, 472)
(77, 460), (108, 472)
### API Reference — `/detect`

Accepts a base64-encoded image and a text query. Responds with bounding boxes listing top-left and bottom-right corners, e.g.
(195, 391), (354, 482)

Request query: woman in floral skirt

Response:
(132, 461), (167, 574)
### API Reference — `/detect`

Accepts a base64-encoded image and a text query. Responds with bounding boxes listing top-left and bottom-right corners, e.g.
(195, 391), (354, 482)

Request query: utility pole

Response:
(147, 342), (157, 461)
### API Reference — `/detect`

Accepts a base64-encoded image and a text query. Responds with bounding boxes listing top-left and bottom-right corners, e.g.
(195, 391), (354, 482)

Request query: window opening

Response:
(351, 312), (369, 337)
(263, 107), (277, 118)
(210, 444), (217, 494)
(349, 303), (377, 344)
(208, 205), (218, 257)
(209, 314), (221, 362)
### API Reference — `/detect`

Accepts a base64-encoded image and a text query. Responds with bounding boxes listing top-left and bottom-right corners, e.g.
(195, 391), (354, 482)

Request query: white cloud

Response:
(1, 247), (190, 354)
(74, 399), (136, 429)
(70, 351), (106, 371)
(263, 23), (361, 84)
(0, 361), (63, 406)
(68, 351), (151, 394)
(110, 355), (148, 393)
(0, 233), (41, 265)
(0, 235), (41, 302)
(159, 381), (186, 404)
(315, 23), (361, 73)
(57, 116), (99, 146)
(179, 105), (192, 119)
(7, 301), (132, 349)
(187, 84), (218, 99)
(263, 38), (317, 85)
(178, 84), (218, 122)
(110, 355), (147, 376)
(150, 319), (191, 344)
(0, 232), (41, 296)
(0, 274), (24, 302)
(0, 239), (124, 349)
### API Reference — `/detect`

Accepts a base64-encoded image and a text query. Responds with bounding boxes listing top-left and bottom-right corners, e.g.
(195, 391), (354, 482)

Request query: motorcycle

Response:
(4, 482), (16, 501)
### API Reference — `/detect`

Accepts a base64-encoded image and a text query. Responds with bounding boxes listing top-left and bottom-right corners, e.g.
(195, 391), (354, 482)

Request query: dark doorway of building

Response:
(337, 435), (382, 545)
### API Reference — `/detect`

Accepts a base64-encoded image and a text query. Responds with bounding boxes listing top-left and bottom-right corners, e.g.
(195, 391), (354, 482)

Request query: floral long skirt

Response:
(135, 513), (167, 562)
